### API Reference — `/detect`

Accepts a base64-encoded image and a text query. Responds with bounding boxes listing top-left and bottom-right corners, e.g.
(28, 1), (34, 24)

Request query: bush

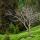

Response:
(8, 23), (19, 34)
(4, 34), (10, 40)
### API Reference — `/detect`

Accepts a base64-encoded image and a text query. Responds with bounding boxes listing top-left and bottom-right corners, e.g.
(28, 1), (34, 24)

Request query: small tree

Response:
(15, 6), (40, 36)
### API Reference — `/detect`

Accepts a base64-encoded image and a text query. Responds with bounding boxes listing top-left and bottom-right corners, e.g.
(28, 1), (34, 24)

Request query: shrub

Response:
(4, 34), (10, 40)
(8, 23), (19, 34)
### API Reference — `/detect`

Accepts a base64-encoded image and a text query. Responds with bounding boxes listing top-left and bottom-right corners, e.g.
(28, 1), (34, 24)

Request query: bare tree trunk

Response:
(23, 22), (28, 31)
(28, 22), (31, 36)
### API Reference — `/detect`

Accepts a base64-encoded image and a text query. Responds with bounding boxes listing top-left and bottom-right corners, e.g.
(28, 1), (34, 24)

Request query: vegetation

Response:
(0, 0), (40, 40)
(0, 25), (40, 40)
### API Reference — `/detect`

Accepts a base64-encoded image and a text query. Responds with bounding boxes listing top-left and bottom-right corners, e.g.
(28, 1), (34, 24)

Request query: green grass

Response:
(0, 25), (40, 40)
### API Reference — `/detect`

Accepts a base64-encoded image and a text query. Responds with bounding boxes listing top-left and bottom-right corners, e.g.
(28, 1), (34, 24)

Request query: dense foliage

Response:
(0, 0), (40, 34)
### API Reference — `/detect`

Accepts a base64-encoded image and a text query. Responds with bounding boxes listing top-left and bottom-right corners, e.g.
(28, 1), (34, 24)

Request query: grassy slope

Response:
(9, 25), (40, 40)
(0, 25), (40, 40)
